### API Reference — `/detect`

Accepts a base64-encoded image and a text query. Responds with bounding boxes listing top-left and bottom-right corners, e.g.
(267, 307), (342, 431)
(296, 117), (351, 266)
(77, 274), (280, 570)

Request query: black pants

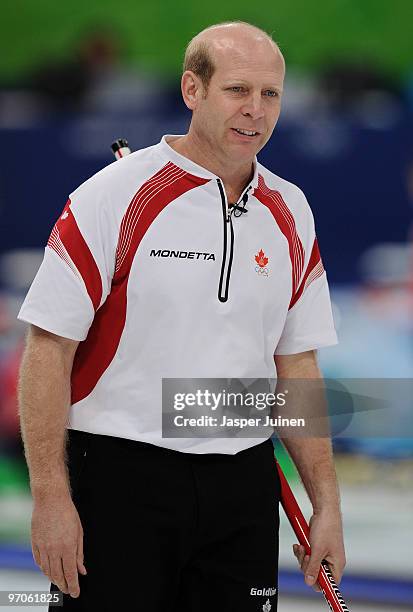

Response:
(50, 431), (280, 611)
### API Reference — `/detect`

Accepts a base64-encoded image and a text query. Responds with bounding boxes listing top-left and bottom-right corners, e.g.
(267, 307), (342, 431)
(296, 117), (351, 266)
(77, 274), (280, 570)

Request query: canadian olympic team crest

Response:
(255, 249), (270, 277)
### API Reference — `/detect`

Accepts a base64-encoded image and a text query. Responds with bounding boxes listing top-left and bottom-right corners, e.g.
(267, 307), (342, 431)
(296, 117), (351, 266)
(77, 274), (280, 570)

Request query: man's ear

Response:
(181, 71), (205, 110)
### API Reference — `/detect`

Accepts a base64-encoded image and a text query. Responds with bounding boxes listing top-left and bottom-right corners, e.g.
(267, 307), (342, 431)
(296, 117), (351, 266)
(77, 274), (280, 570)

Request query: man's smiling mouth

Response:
(232, 128), (259, 137)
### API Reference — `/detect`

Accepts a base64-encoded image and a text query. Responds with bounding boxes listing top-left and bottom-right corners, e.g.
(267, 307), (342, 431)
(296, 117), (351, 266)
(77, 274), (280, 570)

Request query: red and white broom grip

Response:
(275, 459), (349, 612)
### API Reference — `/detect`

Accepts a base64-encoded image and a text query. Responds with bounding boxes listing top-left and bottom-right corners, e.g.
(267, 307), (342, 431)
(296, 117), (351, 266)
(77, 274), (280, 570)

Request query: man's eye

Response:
(265, 90), (279, 97)
(230, 87), (244, 93)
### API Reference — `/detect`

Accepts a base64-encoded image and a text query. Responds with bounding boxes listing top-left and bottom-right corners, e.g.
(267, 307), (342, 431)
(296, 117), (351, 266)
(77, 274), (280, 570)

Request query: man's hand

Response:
(293, 507), (346, 591)
(31, 494), (87, 597)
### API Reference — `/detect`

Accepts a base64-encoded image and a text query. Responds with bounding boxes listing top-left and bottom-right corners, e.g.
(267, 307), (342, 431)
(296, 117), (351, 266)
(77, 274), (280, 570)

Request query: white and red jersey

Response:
(18, 135), (337, 454)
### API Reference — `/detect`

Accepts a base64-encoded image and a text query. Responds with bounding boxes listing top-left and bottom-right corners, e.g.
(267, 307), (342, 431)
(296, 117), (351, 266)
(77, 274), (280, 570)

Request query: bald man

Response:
(18, 21), (345, 612)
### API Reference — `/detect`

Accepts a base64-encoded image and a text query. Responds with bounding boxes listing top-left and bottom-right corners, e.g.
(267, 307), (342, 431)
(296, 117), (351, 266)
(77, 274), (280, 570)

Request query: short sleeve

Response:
(274, 196), (337, 355)
(18, 185), (117, 341)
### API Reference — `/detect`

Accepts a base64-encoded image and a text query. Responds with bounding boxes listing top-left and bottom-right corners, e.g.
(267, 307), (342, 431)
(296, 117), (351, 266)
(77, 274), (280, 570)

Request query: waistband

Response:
(67, 428), (274, 463)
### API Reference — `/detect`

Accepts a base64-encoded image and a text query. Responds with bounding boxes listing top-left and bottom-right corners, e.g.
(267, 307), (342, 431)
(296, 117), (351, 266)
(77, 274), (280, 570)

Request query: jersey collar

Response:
(157, 134), (259, 189)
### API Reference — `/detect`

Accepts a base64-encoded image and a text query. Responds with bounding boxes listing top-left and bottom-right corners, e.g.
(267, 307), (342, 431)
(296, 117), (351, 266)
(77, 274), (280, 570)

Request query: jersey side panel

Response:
(255, 165), (337, 355)
(71, 165), (210, 405)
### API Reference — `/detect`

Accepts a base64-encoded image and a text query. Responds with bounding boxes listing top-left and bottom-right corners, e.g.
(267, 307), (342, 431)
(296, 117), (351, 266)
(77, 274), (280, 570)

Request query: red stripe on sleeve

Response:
(289, 238), (324, 309)
(47, 199), (102, 311)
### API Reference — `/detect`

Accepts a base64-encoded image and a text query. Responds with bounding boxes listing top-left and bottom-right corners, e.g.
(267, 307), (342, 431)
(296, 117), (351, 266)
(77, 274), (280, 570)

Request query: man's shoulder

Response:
(256, 162), (308, 207)
(69, 143), (164, 204)
(256, 162), (316, 240)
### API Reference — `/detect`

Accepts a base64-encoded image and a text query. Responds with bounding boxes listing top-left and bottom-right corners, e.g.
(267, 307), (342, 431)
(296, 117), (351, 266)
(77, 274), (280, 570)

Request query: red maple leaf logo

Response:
(255, 249), (268, 268)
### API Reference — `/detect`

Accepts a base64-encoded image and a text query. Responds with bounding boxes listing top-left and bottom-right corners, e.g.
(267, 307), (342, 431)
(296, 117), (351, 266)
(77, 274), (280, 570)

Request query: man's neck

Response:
(167, 133), (254, 204)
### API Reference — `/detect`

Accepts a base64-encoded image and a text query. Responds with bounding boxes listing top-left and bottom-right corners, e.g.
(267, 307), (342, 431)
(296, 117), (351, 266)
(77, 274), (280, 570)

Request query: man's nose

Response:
(241, 93), (265, 120)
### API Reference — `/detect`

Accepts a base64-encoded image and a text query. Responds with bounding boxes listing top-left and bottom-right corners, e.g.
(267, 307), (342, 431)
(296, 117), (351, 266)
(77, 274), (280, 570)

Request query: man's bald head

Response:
(183, 21), (284, 92)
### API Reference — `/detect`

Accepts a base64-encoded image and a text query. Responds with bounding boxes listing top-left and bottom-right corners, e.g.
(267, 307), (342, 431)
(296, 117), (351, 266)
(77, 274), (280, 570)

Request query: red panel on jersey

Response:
(71, 163), (210, 405)
(254, 175), (305, 302)
(47, 199), (102, 311)
(289, 238), (324, 309)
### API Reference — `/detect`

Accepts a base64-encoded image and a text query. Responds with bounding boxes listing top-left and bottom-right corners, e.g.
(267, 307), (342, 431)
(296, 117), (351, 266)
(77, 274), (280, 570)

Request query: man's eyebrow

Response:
(221, 80), (283, 91)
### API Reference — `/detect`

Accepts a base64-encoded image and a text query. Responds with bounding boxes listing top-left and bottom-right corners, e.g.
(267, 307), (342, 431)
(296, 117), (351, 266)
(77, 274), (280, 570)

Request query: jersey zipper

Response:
(217, 180), (252, 302)
(217, 178), (233, 303)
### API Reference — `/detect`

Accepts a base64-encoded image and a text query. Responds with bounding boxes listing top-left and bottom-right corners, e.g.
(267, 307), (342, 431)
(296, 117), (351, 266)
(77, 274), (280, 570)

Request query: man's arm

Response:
(274, 350), (346, 591)
(18, 324), (86, 598)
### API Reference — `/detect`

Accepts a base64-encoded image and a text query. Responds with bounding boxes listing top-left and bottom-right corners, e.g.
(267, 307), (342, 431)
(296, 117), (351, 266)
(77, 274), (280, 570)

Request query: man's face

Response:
(191, 39), (284, 165)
